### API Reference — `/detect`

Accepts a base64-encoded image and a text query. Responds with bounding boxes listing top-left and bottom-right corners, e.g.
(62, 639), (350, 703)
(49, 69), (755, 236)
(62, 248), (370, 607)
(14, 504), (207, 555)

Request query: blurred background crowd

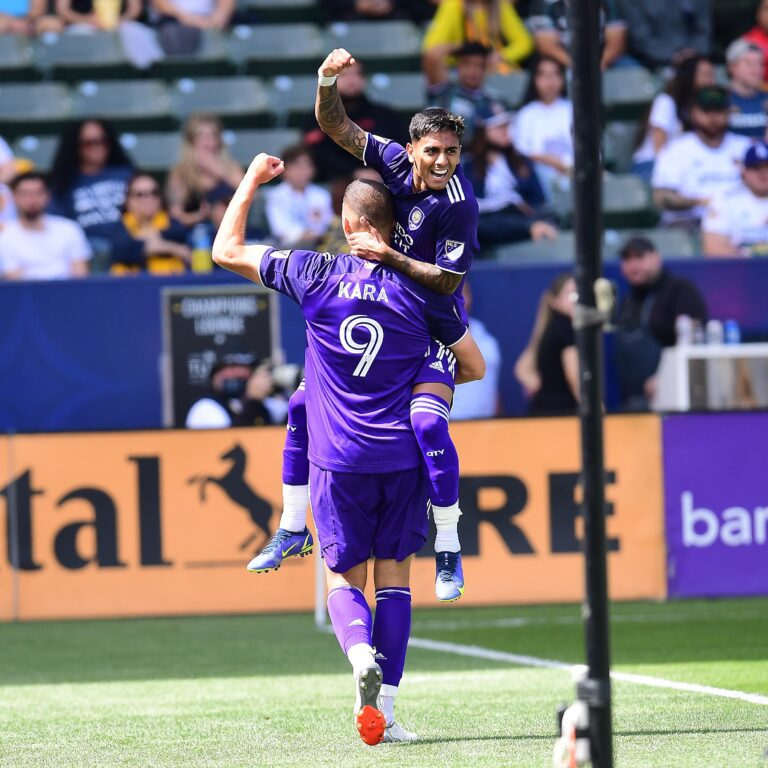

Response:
(1, 0), (766, 424)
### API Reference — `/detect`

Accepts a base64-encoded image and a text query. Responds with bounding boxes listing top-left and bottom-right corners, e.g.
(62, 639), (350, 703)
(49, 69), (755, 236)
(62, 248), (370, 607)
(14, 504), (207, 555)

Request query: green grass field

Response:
(0, 599), (766, 767)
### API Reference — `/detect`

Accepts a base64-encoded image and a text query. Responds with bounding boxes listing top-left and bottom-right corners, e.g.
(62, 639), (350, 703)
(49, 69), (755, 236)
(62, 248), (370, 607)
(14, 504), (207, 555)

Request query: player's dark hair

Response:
(409, 108), (465, 143)
(9, 170), (48, 191)
(343, 179), (393, 234)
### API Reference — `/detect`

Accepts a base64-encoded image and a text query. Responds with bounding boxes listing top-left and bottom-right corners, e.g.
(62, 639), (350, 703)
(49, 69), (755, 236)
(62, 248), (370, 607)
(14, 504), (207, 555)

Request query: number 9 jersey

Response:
(257, 246), (467, 474)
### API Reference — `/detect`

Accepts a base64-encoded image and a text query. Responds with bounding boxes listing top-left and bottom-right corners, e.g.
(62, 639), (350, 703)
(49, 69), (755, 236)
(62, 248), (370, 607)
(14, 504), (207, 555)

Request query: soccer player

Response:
(213, 153), (485, 743)
(248, 48), (480, 603)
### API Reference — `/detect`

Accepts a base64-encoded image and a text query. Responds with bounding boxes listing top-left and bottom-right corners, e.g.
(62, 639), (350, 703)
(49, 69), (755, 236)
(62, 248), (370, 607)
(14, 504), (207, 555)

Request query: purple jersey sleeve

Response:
(423, 293), (468, 348)
(434, 194), (477, 276)
(363, 133), (409, 183)
(258, 246), (328, 304)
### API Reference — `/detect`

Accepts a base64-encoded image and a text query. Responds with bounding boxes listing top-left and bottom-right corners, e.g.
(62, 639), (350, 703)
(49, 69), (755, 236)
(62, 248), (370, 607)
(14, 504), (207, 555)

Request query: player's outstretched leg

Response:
(372, 586), (418, 743)
(247, 383), (312, 573)
(410, 391), (464, 602)
(327, 583), (386, 746)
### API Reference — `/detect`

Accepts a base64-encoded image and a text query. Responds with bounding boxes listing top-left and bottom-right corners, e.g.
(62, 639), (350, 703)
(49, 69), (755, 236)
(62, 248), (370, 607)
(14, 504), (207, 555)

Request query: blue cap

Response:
(744, 141), (768, 168)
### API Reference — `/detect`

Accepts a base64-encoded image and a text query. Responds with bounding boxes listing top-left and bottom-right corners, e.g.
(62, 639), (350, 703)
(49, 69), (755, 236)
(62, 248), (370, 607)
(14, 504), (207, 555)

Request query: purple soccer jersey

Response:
(363, 133), (480, 322)
(258, 247), (467, 473)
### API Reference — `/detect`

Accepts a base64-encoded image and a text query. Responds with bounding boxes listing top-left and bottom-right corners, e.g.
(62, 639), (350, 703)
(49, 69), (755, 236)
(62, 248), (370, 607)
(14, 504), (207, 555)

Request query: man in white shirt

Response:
(0, 172), (91, 280)
(652, 86), (752, 228)
(702, 141), (768, 257)
(264, 144), (333, 249)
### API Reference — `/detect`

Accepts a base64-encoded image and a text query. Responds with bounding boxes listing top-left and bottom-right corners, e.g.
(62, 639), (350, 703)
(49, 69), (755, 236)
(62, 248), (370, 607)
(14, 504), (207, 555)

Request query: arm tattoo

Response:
(316, 84), (367, 160)
(385, 247), (462, 295)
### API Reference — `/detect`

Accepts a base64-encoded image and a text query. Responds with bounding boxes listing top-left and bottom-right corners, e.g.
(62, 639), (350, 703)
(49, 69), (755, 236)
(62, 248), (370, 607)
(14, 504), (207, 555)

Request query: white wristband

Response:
(318, 72), (337, 87)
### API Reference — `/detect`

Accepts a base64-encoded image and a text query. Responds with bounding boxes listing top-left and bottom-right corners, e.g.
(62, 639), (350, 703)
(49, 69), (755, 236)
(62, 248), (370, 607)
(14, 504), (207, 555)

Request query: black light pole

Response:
(568, 0), (614, 766)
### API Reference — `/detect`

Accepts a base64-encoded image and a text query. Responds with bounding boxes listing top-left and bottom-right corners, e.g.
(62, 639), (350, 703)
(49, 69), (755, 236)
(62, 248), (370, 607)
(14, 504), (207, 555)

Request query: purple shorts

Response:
(412, 338), (457, 391)
(309, 464), (429, 573)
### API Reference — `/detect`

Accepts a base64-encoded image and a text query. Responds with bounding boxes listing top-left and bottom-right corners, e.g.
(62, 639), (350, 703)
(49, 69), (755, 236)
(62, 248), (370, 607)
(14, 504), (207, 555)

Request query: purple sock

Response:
(327, 586), (372, 655)
(410, 393), (459, 507)
(372, 588), (411, 687)
(282, 383), (309, 486)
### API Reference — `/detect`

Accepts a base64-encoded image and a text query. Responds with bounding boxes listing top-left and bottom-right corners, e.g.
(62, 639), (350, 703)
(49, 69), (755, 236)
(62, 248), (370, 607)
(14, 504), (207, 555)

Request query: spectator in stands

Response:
(652, 86), (752, 229)
(166, 113), (244, 228)
(186, 353), (280, 428)
(0, 0), (62, 34)
(623, 0), (712, 71)
(57, 0), (163, 69)
(0, 135), (18, 230)
(514, 272), (579, 415)
(463, 111), (558, 248)
(303, 59), (408, 183)
(514, 55), (573, 195)
(744, 0), (768, 82)
(703, 141), (768, 257)
(48, 119), (134, 237)
(264, 144), (333, 250)
(93, 172), (191, 275)
(425, 42), (507, 145)
(631, 54), (716, 182)
(714, 0), (759, 66)
(324, 0), (437, 22)
(527, 0), (627, 70)
(0, 172), (91, 280)
(422, 0), (533, 76)
(614, 235), (708, 410)
(451, 281), (502, 419)
(149, 0), (235, 55)
(726, 38), (768, 139)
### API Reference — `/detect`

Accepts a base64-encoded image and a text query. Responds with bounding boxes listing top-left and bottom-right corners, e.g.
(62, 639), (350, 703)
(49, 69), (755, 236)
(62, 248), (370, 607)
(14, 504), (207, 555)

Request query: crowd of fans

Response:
(0, 0), (766, 418)
(1, 0), (768, 279)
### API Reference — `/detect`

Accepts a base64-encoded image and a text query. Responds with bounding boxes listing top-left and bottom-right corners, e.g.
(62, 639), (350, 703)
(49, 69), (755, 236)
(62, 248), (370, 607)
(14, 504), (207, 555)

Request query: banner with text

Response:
(0, 416), (666, 620)
(663, 412), (768, 598)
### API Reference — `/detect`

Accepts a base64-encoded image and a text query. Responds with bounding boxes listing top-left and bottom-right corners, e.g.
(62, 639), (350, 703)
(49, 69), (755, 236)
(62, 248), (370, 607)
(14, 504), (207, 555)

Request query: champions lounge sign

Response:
(0, 417), (666, 621)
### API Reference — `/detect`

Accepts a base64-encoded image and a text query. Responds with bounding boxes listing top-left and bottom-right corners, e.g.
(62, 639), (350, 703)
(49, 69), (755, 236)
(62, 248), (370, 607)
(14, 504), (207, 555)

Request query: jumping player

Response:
(213, 153), (485, 743)
(248, 48), (480, 603)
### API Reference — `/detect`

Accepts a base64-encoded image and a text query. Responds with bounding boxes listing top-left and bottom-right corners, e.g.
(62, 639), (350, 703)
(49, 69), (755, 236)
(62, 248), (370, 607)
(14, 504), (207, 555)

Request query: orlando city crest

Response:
(408, 206), (425, 230)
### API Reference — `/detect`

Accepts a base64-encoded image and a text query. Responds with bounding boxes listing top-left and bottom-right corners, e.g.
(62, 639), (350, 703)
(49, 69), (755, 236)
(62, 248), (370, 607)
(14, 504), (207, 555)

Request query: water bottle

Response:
(724, 319), (741, 345)
(705, 319), (724, 345)
(191, 223), (213, 273)
(675, 315), (693, 346)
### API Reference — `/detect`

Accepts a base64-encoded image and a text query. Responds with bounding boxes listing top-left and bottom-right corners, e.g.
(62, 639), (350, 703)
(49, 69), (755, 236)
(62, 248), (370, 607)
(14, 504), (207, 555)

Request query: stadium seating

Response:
(229, 23), (325, 75)
(12, 134), (59, 171)
(604, 121), (640, 174)
(34, 31), (133, 81)
(265, 74), (318, 126)
(154, 29), (234, 79)
(172, 76), (270, 126)
(603, 67), (659, 120)
(602, 174), (657, 228)
(0, 34), (38, 82)
(324, 20), (421, 71)
(240, 0), (320, 24)
(367, 72), (426, 114)
(118, 131), (183, 174)
(0, 82), (71, 137)
(222, 128), (302, 165)
(491, 231), (577, 264)
(603, 226), (697, 259)
(485, 72), (530, 108)
(72, 80), (174, 131)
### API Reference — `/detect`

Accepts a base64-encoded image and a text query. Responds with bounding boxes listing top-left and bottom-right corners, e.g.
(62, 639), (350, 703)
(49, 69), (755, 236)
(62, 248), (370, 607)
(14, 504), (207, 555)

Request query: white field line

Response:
(412, 610), (768, 632)
(407, 636), (768, 707)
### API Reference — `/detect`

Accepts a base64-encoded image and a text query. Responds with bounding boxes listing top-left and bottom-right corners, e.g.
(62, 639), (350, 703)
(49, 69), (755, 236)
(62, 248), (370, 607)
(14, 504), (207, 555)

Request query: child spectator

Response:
(166, 113), (244, 228)
(264, 144), (333, 250)
(631, 54), (716, 182)
(422, 0), (533, 75)
(94, 172), (191, 274)
(0, 172), (91, 280)
(514, 55), (573, 195)
(463, 112), (558, 248)
(48, 119), (134, 237)
(744, 0), (768, 82)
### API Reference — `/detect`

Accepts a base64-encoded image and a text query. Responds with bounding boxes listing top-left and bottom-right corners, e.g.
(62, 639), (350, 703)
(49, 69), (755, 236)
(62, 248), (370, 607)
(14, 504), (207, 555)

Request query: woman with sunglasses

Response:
(48, 119), (134, 238)
(101, 172), (191, 274)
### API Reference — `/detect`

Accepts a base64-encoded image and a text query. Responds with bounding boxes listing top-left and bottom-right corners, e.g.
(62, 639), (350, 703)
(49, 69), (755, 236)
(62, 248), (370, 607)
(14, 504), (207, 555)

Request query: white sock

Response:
(347, 643), (375, 676)
(380, 684), (398, 726)
(278, 483), (309, 532)
(433, 501), (461, 553)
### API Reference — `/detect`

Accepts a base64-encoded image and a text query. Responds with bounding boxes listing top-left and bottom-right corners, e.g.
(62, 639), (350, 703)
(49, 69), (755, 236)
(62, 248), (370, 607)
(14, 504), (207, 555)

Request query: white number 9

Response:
(339, 314), (384, 377)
